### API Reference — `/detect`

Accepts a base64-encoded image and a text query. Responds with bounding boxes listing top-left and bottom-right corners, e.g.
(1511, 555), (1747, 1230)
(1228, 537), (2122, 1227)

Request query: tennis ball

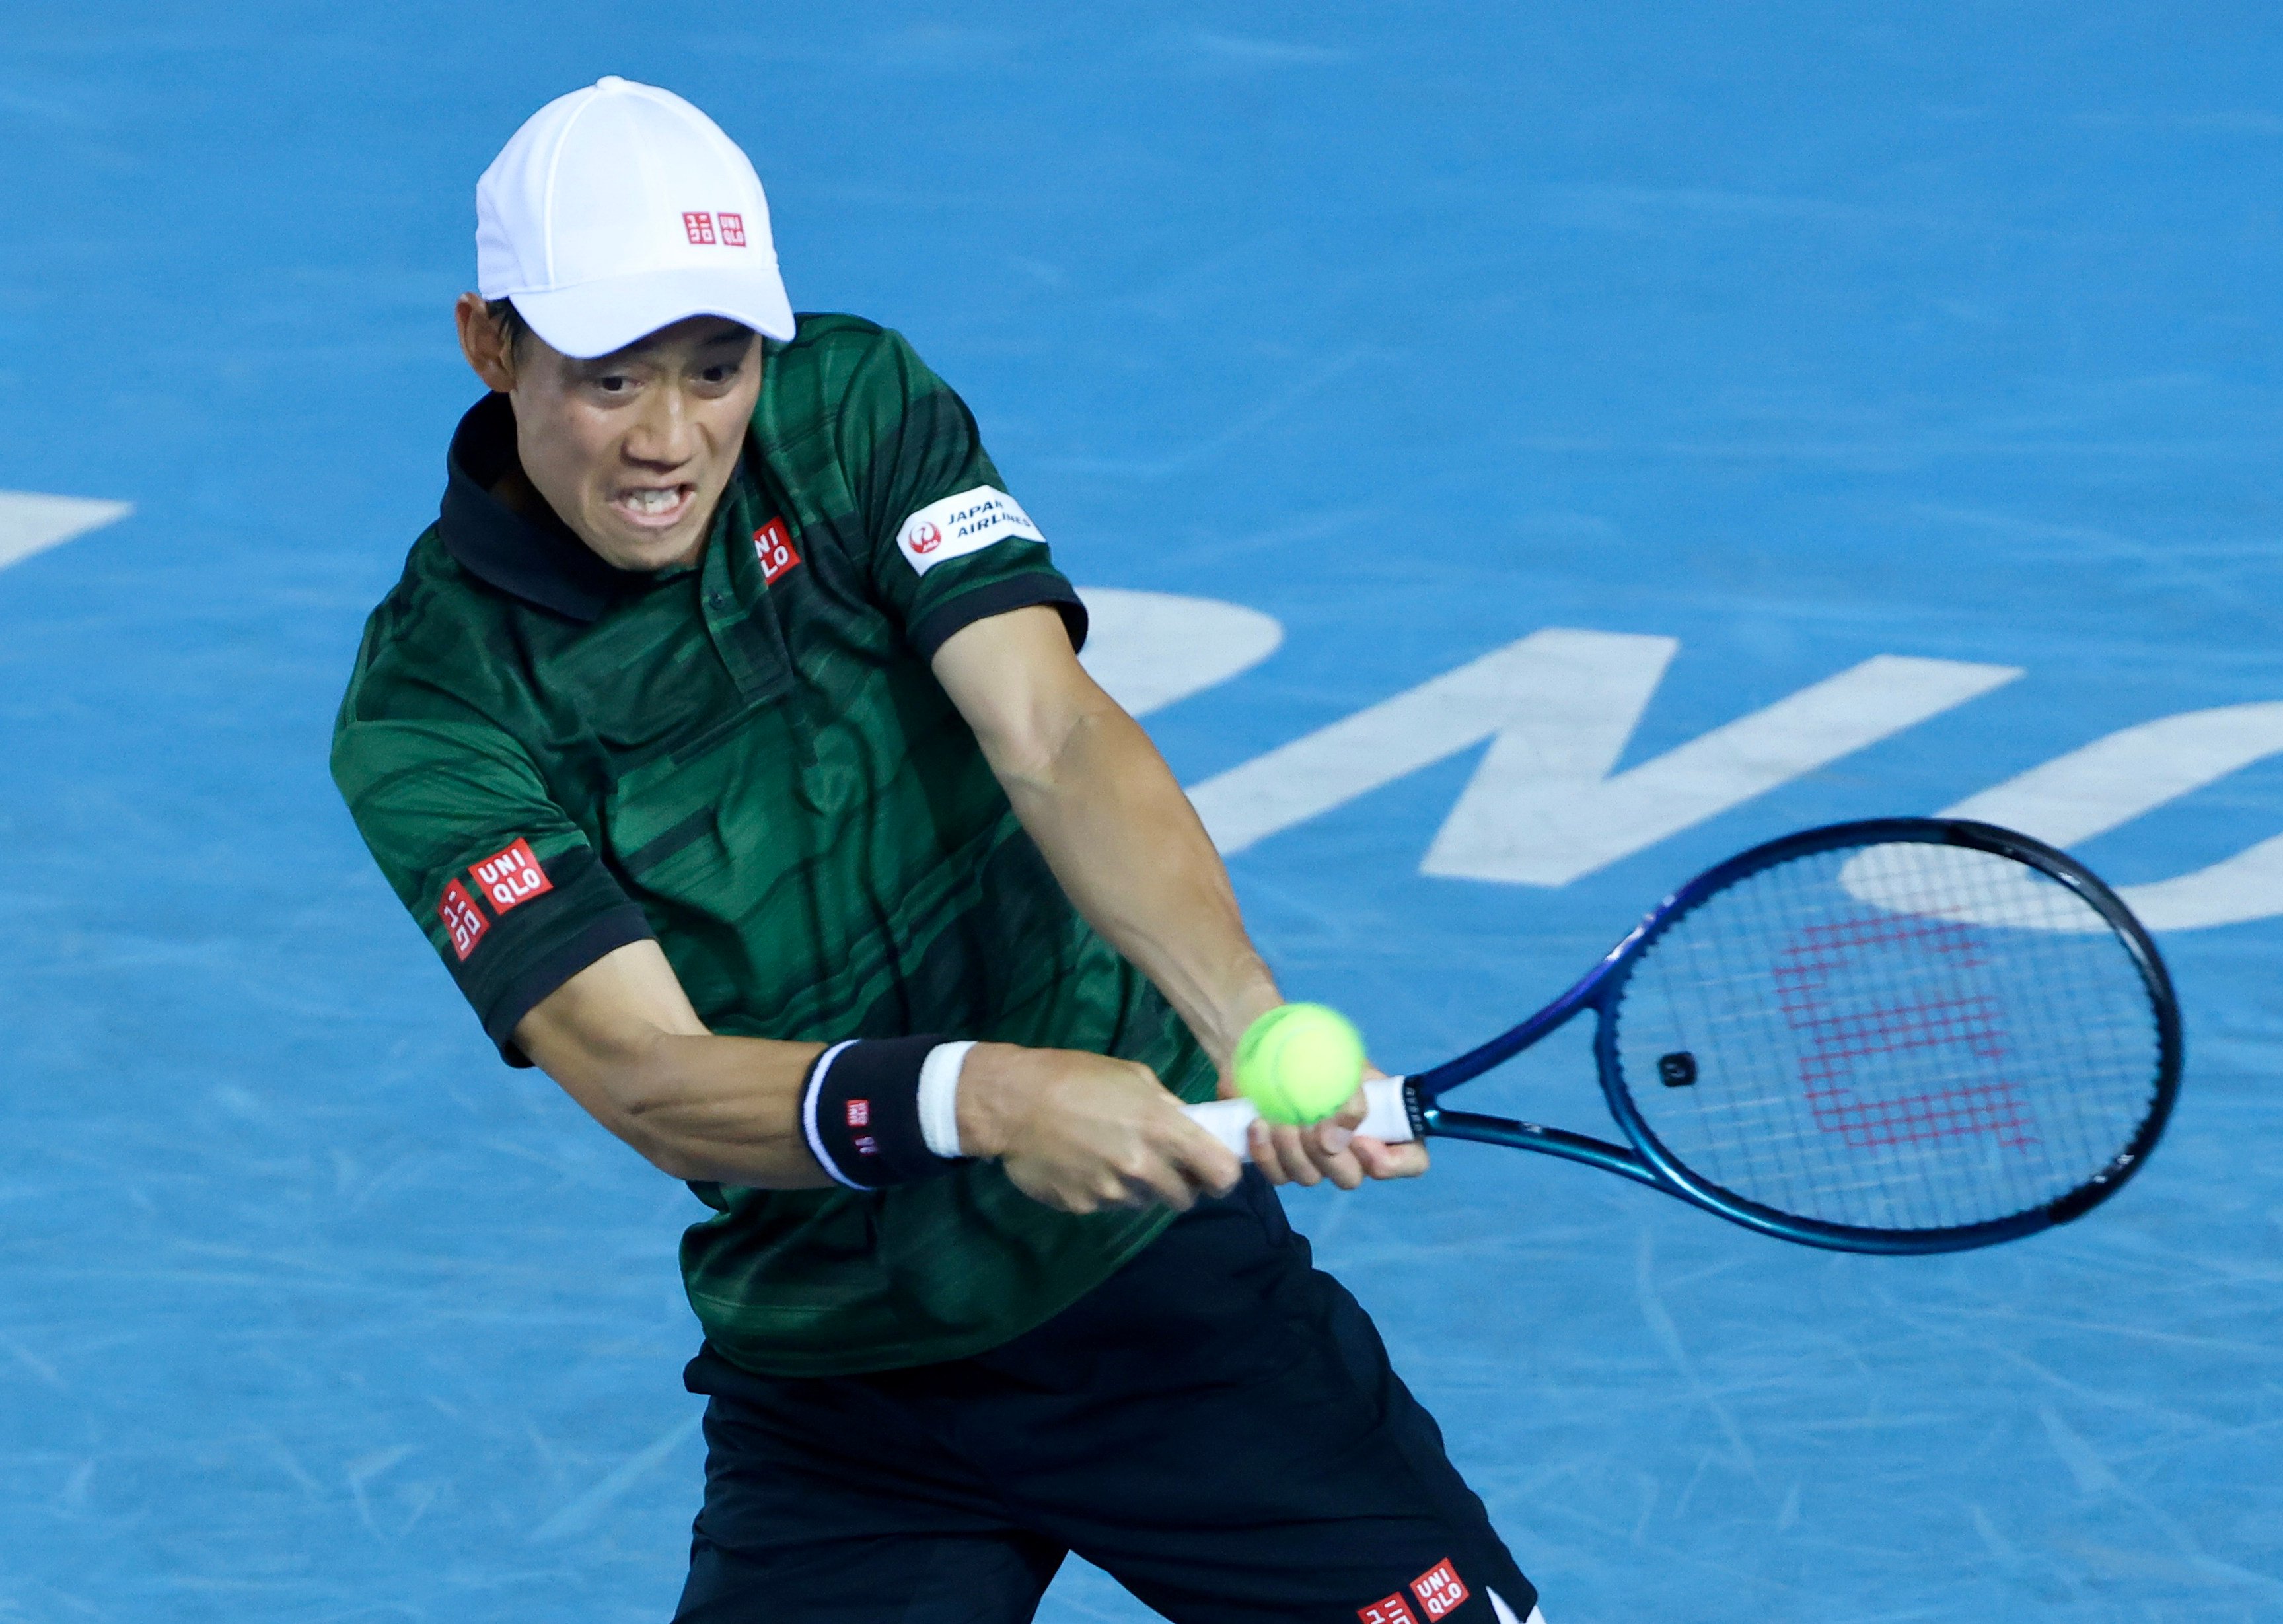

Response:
(1234, 1003), (1366, 1127)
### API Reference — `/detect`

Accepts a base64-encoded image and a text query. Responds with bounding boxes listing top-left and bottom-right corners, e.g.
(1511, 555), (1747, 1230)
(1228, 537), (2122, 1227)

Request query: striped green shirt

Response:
(332, 314), (1214, 1375)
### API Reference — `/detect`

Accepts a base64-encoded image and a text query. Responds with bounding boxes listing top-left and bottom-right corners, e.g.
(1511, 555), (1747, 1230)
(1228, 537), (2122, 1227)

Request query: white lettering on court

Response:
(1186, 630), (2021, 886)
(1075, 588), (1283, 718)
(1077, 592), (2283, 929)
(1937, 702), (2283, 932)
(0, 491), (133, 572)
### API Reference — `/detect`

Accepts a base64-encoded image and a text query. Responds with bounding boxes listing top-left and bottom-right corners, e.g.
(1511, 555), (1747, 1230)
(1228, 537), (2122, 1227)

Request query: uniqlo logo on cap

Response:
(846, 1099), (871, 1127)
(683, 210), (716, 244)
(437, 879), (489, 962)
(1358, 1595), (1419, 1624)
(1410, 1561), (1470, 1620)
(719, 211), (747, 247)
(754, 517), (801, 584)
(470, 838), (553, 916)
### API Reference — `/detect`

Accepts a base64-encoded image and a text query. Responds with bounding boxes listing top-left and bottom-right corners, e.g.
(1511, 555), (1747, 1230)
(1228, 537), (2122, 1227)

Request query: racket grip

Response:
(1182, 1076), (1415, 1160)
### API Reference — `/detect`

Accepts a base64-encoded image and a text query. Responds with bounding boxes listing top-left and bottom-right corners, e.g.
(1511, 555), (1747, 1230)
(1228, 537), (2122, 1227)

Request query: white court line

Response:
(0, 489), (133, 571)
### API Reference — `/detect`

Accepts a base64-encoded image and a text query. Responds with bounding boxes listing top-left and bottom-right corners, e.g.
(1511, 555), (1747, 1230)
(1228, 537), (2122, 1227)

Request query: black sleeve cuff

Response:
(908, 574), (1087, 662)
(482, 903), (657, 1067)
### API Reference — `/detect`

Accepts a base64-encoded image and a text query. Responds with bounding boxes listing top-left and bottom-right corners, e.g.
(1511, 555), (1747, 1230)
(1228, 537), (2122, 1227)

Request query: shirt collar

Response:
(439, 392), (764, 623)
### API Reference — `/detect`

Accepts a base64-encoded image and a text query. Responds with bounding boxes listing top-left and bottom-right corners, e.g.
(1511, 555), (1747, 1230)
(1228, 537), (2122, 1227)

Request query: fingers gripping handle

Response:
(1182, 1076), (1416, 1160)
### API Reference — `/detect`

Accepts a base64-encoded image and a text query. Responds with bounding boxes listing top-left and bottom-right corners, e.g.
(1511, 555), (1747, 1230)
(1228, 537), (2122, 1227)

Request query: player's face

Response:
(489, 314), (764, 572)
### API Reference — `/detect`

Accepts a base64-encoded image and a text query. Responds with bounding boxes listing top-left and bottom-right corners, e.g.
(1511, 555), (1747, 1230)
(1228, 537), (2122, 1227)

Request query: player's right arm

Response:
(509, 938), (830, 1187)
(515, 940), (1239, 1207)
(333, 664), (1231, 1210)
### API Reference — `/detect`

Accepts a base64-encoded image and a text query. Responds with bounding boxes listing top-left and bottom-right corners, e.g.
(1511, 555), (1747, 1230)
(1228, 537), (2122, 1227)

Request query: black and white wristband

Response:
(801, 1036), (978, 1190)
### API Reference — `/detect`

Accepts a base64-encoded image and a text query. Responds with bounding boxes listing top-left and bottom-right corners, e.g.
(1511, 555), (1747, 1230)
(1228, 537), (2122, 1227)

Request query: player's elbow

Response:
(533, 1045), (703, 1181)
(604, 1085), (712, 1182)
(633, 1137), (713, 1183)
(975, 719), (1067, 796)
(601, 1109), (719, 1183)
(982, 699), (1112, 802)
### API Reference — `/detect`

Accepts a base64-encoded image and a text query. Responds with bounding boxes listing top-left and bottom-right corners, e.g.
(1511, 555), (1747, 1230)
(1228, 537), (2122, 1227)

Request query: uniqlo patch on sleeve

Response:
(437, 879), (489, 962)
(894, 485), (1042, 575)
(1358, 1595), (1420, 1624)
(754, 517), (801, 584)
(1410, 1561), (1470, 1620)
(469, 838), (553, 916)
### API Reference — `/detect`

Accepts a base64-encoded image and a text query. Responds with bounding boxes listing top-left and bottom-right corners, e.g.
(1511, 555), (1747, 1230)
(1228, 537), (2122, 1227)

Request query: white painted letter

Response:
(1425, 654), (2020, 885)
(0, 491), (132, 572)
(1189, 629), (1677, 857)
(1188, 629), (2019, 883)
(1943, 701), (2283, 931)
(1075, 588), (1284, 719)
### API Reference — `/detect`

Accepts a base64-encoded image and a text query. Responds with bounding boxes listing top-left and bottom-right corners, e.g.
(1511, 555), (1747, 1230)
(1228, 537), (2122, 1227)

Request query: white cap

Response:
(476, 77), (795, 359)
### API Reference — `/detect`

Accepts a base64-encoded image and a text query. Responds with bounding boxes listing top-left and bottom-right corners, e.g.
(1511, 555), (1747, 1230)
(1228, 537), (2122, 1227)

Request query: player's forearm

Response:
(551, 1014), (1240, 1213)
(996, 701), (1281, 1067)
(599, 1030), (840, 1185)
(523, 1021), (831, 1187)
(513, 942), (836, 1187)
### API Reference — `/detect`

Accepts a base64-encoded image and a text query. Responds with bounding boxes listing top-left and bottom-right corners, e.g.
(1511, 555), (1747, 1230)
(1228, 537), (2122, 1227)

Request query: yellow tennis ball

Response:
(1235, 1003), (1366, 1126)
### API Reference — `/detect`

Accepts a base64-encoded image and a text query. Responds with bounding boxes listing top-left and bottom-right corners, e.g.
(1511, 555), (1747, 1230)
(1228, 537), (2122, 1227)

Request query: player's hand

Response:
(957, 1042), (1243, 1215)
(1245, 1065), (1431, 1189)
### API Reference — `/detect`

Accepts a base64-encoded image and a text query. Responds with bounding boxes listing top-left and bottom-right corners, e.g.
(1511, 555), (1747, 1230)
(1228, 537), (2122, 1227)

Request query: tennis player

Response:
(332, 77), (1542, 1624)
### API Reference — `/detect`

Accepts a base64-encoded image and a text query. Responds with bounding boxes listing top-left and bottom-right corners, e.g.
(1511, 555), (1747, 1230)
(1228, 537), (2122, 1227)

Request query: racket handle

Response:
(1182, 1076), (1415, 1160)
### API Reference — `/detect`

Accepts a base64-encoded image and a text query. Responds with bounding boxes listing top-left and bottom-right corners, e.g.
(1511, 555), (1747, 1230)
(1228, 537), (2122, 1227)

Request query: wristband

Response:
(800, 1035), (968, 1190)
(917, 1040), (976, 1158)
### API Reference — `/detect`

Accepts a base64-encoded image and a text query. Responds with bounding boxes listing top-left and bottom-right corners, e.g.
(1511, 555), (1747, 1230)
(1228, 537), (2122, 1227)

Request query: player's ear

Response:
(454, 291), (519, 392)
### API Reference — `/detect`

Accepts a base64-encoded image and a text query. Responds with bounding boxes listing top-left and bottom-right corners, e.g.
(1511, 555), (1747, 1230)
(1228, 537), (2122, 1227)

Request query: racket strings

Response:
(1613, 841), (2163, 1234)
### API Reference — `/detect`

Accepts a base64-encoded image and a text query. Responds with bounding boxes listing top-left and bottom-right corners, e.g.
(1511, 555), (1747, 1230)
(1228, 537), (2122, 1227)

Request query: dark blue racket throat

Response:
(1394, 818), (2182, 1255)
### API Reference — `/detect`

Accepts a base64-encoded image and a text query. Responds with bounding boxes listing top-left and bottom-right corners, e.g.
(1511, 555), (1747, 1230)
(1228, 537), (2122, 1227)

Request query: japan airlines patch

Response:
(894, 486), (1042, 575)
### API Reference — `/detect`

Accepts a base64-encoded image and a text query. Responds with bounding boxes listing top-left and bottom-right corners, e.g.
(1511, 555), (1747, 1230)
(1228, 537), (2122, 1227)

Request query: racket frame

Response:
(1398, 818), (2184, 1254)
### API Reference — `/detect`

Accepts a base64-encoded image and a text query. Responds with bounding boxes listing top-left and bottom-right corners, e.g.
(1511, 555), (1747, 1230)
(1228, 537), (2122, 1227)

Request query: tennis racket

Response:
(1184, 818), (2181, 1254)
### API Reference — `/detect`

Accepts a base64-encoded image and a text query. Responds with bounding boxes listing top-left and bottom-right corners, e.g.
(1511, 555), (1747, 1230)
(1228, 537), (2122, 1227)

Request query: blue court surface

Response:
(5, 4), (2281, 1620)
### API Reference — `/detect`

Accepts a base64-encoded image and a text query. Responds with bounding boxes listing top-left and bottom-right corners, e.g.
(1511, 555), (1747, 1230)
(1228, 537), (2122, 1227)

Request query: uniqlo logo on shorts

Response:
(718, 211), (746, 246)
(1358, 1595), (1420, 1624)
(1410, 1560), (1470, 1620)
(754, 517), (801, 584)
(846, 1099), (871, 1127)
(437, 879), (489, 962)
(470, 838), (552, 915)
(683, 210), (716, 244)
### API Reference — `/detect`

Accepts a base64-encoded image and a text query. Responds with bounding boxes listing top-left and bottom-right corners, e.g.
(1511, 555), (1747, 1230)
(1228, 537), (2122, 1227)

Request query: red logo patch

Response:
(437, 879), (489, 962)
(718, 211), (746, 247)
(908, 520), (942, 555)
(754, 517), (801, 584)
(846, 1099), (871, 1127)
(1410, 1560), (1470, 1621)
(1359, 1596), (1420, 1624)
(470, 838), (553, 916)
(682, 210), (716, 244)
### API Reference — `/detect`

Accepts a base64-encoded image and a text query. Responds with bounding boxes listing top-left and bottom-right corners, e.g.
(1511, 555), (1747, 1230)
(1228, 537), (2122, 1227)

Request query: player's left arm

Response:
(933, 604), (1427, 1188)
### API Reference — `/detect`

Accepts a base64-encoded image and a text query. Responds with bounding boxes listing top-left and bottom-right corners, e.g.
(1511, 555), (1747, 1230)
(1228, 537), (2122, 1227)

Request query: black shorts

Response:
(674, 1170), (1538, 1624)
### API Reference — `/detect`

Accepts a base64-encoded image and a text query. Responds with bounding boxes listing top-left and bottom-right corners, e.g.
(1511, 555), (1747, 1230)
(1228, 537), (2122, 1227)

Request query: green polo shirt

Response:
(331, 314), (1215, 1376)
